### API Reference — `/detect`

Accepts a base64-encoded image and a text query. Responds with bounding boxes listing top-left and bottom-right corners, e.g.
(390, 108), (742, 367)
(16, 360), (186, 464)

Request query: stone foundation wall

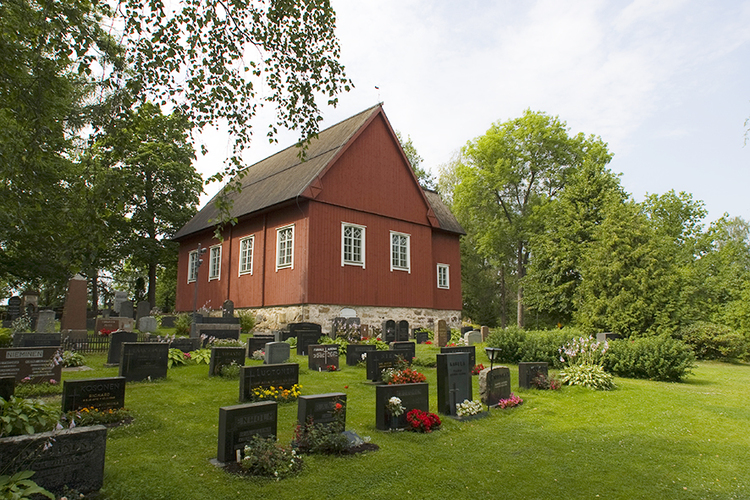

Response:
(243, 304), (462, 334)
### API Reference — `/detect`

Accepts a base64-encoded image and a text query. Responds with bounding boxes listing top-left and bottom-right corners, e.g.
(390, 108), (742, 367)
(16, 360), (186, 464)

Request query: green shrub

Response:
(559, 364), (615, 390)
(317, 335), (348, 355)
(62, 350), (85, 367)
(241, 435), (303, 480)
(168, 348), (189, 368)
(0, 328), (12, 347)
(190, 348), (211, 365)
(486, 327), (581, 368)
(675, 322), (747, 360)
(412, 355), (437, 368)
(14, 380), (63, 398)
(0, 396), (60, 437)
(220, 362), (241, 379)
(601, 336), (696, 382)
(0, 471), (54, 499)
(237, 310), (256, 332)
(284, 336), (298, 348)
(174, 313), (192, 336)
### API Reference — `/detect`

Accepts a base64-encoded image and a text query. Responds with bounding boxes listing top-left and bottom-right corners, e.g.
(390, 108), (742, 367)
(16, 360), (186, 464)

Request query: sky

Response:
(194, 0), (750, 225)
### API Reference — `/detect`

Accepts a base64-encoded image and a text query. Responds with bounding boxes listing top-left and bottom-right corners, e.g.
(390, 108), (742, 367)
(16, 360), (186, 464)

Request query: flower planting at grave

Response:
(382, 367), (426, 385)
(251, 349), (265, 361)
(63, 406), (132, 427)
(168, 348), (190, 367)
(191, 349), (211, 365)
(405, 409), (441, 433)
(496, 393), (523, 409)
(326, 364), (337, 372)
(0, 396), (59, 437)
(62, 351), (86, 367)
(294, 399), (348, 454)
(531, 372), (561, 390)
(249, 384), (302, 403)
(456, 399), (484, 417)
(558, 336), (615, 390)
(99, 328), (113, 337)
(386, 397), (405, 417)
(471, 363), (485, 375)
(238, 435), (303, 480)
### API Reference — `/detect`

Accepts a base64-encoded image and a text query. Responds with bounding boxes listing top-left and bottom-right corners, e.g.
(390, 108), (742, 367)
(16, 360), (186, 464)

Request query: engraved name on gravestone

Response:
(264, 342), (290, 365)
(62, 377), (126, 412)
(297, 393), (346, 430)
(440, 345), (476, 368)
(290, 322), (322, 356)
(365, 350), (403, 382)
(308, 344), (339, 371)
(209, 347), (246, 377)
(389, 341), (416, 362)
(518, 362), (549, 389)
(12, 333), (61, 348)
(36, 310), (56, 333)
(217, 401), (277, 463)
(480, 366), (511, 406)
(436, 352), (472, 416)
(7, 296), (22, 321)
(346, 344), (376, 366)
(437, 320), (449, 347)
(382, 320), (396, 343)
(119, 342), (169, 382)
(0, 426), (107, 494)
(107, 330), (138, 365)
(239, 363), (299, 402)
(375, 382), (429, 430)
(0, 347), (61, 383)
(397, 320), (409, 341)
(170, 337), (200, 353)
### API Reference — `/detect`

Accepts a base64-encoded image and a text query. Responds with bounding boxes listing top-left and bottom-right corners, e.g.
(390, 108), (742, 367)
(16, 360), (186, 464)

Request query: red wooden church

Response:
(173, 104), (464, 331)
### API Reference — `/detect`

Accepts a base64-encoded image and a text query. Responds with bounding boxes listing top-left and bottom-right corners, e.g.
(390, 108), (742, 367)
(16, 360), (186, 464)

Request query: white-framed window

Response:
(239, 235), (254, 276)
(276, 224), (294, 270)
(188, 250), (199, 283)
(437, 263), (450, 289)
(341, 222), (366, 268)
(208, 244), (222, 280)
(390, 231), (411, 273)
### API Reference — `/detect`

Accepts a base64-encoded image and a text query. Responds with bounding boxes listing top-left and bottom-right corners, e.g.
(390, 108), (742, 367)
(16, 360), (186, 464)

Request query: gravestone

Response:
(118, 342), (169, 382)
(346, 344), (376, 366)
(308, 344), (339, 371)
(222, 300), (234, 318)
(461, 326), (473, 335)
(36, 310), (56, 333)
(138, 316), (158, 333)
(247, 334), (274, 355)
(209, 347), (246, 376)
(596, 332), (621, 343)
(518, 362), (549, 389)
(0, 376), (14, 400)
(62, 377), (126, 412)
(96, 318), (124, 334)
(414, 329), (429, 344)
(86, 318), (96, 331)
(264, 342), (290, 365)
(297, 393), (346, 430)
(60, 274), (87, 331)
(0, 347), (62, 383)
(396, 320), (409, 341)
(113, 290), (128, 314)
(193, 323), (241, 341)
(390, 341), (416, 362)
(217, 401), (277, 463)
(273, 329), (295, 342)
(481, 326), (490, 342)
(437, 320), (449, 347)
(7, 296), (22, 321)
(120, 301), (134, 320)
(480, 366), (511, 406)
(464, 330), (482, 346)
(365, 350), (403, 382)
(375, 382), (429, 430)
(436, 352), (472, 416)
(170, 337), (200, 353)
(135, 301), (151, 324)
(107, 330), (138, 365)
(239, 363), (299, 402)
(382, 320), (396, 343)
(160, 316), (176, 328)
(101, 308), (112, 318)
(291, 322), (322, 355)
(0, 425), (107, 494)
(441, 345), (476, 368)
(12, 333), (61, 348)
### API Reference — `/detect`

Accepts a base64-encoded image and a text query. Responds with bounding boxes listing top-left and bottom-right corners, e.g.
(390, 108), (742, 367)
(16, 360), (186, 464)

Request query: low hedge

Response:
(601, 336), (696, 382)
(674, 322), (747, 360)
(485, 327), (582, 368)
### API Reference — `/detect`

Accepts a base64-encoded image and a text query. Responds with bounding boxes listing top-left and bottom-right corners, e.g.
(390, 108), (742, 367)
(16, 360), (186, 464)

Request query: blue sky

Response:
(196, 0), (750, 224)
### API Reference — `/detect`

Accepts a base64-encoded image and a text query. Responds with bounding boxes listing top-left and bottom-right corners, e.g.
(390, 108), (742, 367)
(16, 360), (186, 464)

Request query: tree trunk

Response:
(148, 261), (157, 310)
(90, 270), (99, 317)
(517, 242), (525, 328)
(499, 266), (507, 329)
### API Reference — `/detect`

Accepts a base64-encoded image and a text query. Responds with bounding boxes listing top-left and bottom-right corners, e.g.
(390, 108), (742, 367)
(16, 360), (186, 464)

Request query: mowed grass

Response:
(51, 344), (750, 500)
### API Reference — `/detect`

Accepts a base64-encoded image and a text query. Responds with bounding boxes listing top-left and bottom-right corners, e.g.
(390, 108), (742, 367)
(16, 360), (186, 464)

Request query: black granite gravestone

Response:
(308, 344), (339, 371)
(217, 401), (277, 463)
(346, 344), (376, 366)
(297, 392), (346, 430)
(12, 333), (62, 348)
(440, 345), (476, 368)
(62, 377), (126, 412)
(118, 342), (169, 382)
(107, 330), (138, 365)
(382, 320), (396, 343)
(396, 320), (409, 341)
(365, 350), (404, 382)
(480, 366), (511, 406)
(291, 322), (322, 355)
(436, 352), (472, 416)
(0, 347), (61, 383)
(518, 362), (549, 389)
(390, 341), (416, 362)
(375, 382), (429, 430)
(239, 363), (299, 402)
(209, 347), (246, 376)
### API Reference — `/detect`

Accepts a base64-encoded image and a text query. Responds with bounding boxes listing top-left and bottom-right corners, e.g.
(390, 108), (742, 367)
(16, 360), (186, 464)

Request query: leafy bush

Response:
(486, 327), (581, 368)
(601, 336), (695, 382)
(237, 310), (256, 332)
(0, 328), (12, 347)
(11, 315), (32, 334)
(191, 349), (211, 365)
(411, 355), (437, 368)
(284, 336), (298, 348)
(0, 397), (60, 437)
(0, 471), (54, 499)
(360, 337), (389, 351)
(559, 364), (615, 390)
(174, 313), (192, 336)
(316, 335), (348, 355)
(220, 362), (241, 379)
(241, 435), (302, 480)
(168, 348), (189, 367)
(294, 401), (348, 454)
(14, 380), (62, 398)
(675, 322), (747, 360)
(61, 350), (86, 367)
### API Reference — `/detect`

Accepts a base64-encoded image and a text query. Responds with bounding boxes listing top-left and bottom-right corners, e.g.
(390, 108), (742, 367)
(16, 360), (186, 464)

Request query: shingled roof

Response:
(174, 104), (464, 239)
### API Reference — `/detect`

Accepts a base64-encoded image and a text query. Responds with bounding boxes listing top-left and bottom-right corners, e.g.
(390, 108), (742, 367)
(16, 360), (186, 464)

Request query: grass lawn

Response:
(49, 344), (749, 500)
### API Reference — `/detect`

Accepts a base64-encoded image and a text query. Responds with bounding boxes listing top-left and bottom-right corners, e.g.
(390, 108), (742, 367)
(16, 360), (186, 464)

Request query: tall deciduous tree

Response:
(454, 110), (611, 327)
(396, 131), (436, 189)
